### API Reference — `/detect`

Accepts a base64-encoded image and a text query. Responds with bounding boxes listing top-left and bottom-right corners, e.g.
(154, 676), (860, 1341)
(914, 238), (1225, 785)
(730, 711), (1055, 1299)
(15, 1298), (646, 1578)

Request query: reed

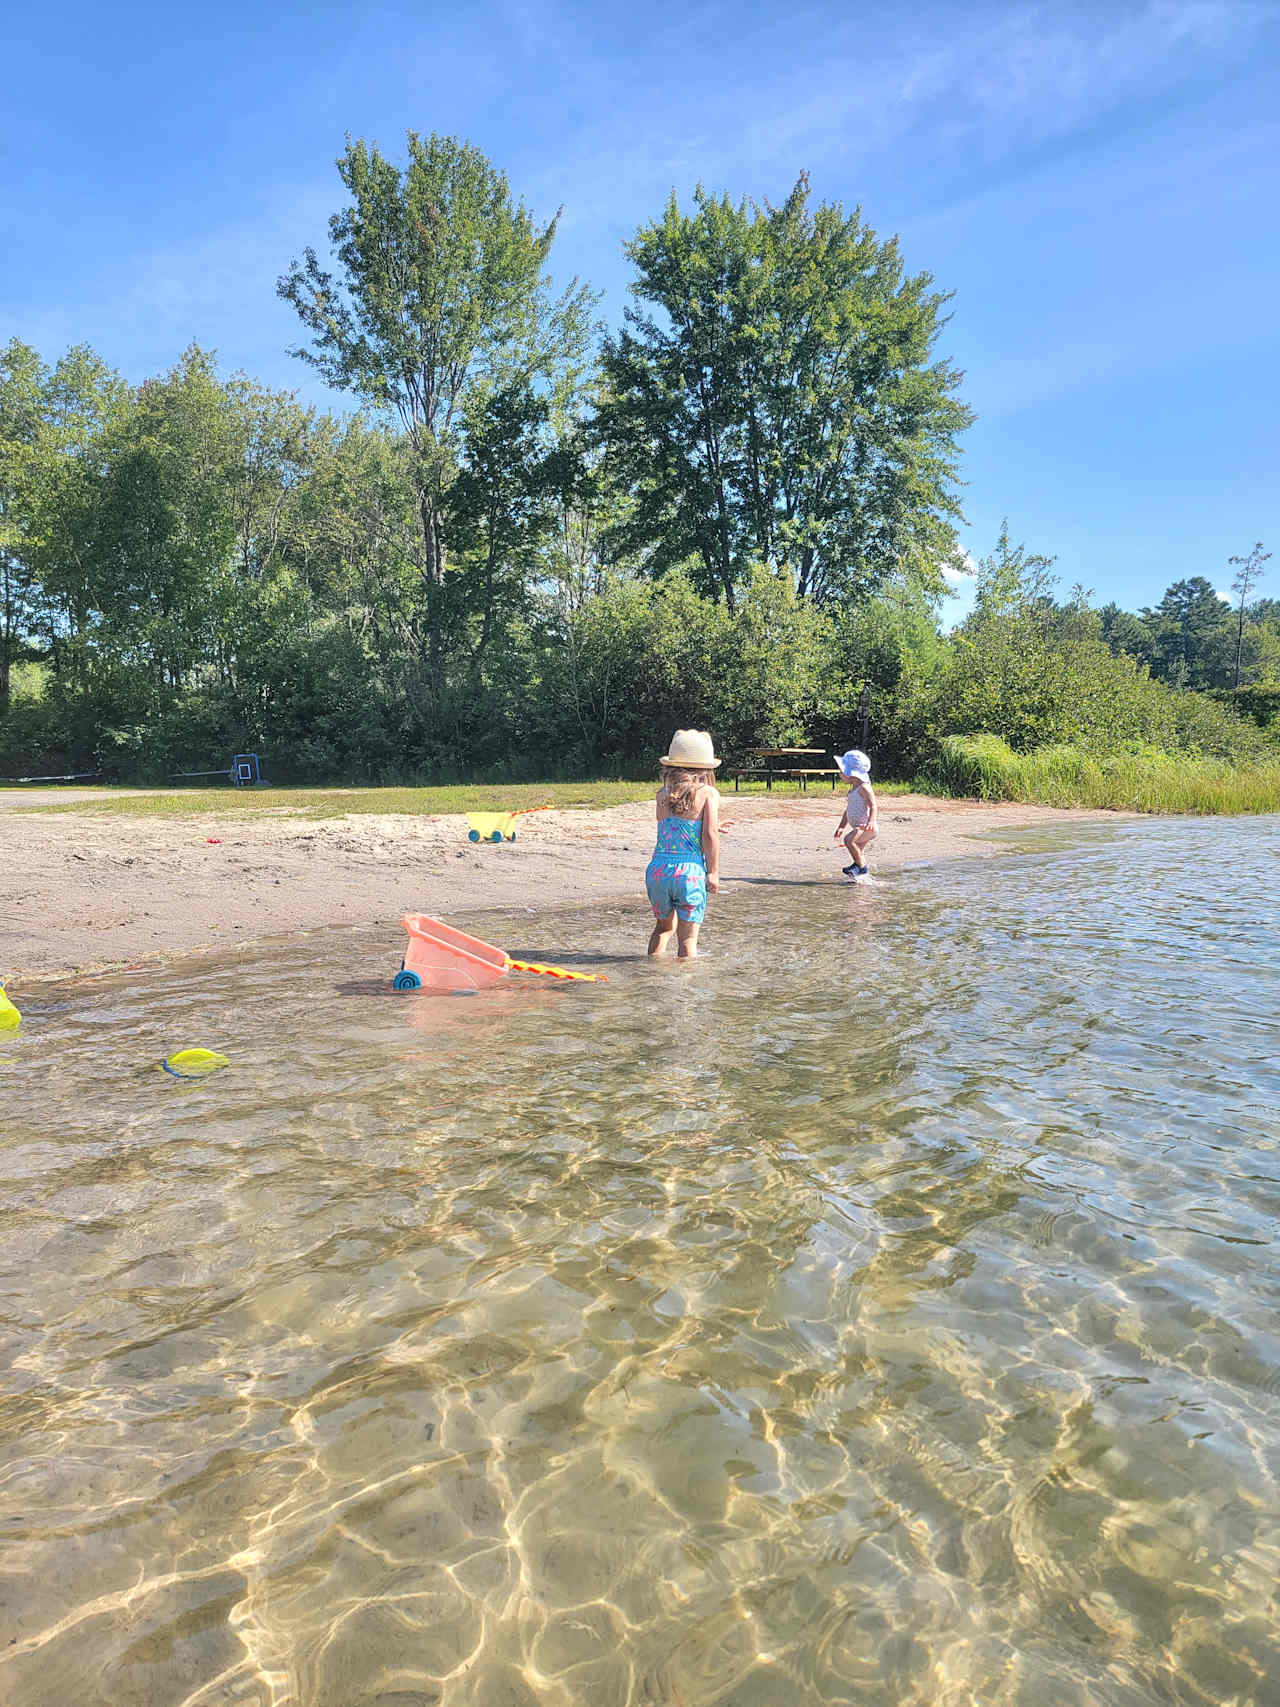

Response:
(924, 735), (1280, 814)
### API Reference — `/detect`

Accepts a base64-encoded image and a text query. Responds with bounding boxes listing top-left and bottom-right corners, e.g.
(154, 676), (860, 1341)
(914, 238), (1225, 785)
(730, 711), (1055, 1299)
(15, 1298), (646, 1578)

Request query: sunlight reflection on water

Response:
(2, 815), (1279, 1706)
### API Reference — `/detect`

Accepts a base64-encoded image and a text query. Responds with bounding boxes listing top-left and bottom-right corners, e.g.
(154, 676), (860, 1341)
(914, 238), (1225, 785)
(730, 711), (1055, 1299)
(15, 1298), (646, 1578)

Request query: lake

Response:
(2, 814), (1278, 1706)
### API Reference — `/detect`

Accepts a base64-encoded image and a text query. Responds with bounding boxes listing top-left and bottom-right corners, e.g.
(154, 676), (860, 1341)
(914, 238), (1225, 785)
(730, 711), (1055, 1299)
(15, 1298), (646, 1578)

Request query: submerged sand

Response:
(0, 793), (1127, 982)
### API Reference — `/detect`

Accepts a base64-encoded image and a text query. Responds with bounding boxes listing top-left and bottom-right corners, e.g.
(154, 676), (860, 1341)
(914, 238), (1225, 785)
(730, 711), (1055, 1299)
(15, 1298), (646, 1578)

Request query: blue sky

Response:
(4, 0), (1278, 622)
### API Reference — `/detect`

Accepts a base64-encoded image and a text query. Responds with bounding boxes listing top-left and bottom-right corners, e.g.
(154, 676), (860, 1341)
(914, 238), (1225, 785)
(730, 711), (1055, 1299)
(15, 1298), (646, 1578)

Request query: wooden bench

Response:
(728, 766), (842, 791)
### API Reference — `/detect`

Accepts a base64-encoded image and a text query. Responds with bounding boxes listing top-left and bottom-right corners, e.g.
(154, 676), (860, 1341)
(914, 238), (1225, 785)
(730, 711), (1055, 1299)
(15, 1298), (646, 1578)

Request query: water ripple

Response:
(2, 815), (1278, 1704)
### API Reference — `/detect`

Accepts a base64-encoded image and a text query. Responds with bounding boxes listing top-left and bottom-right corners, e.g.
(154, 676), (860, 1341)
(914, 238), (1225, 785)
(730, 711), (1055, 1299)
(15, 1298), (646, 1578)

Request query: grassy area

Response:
(925, 735), (1280, 814)
(24, 781), (655, 818)
(9, 774), (916, 817)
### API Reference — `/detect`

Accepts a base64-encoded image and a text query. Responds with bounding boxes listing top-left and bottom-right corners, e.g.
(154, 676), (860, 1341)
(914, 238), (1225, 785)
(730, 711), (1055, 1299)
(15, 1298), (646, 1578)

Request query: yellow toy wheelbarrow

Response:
(465, 802), (552, 843)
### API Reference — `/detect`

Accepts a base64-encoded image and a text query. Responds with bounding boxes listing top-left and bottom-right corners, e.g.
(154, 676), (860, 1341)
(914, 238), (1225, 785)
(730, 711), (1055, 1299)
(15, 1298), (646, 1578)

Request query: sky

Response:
(4, 0), (1278, 624)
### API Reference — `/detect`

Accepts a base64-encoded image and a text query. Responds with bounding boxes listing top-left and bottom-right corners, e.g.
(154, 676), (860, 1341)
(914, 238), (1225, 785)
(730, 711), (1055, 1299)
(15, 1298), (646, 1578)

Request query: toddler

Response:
(833, 748), (877, 877)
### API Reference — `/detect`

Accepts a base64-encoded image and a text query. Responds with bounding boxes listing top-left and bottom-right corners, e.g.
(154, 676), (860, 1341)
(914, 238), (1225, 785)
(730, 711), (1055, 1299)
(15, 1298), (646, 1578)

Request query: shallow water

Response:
(2, 815), (1279, 1707)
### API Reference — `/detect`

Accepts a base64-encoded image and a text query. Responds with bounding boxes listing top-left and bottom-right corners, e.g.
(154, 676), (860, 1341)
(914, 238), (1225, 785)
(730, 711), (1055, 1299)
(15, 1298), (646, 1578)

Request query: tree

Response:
(19, 343), (131, 688)
(447, 379), (557, 666)
(1142, 577), (1231, 690)
(1228, 541), (1270, 689)
(278, 132), (594, 693)
(0, 340), (46, 712)
(1099, 602), (1154, 666)
(595, 176), (972, 608)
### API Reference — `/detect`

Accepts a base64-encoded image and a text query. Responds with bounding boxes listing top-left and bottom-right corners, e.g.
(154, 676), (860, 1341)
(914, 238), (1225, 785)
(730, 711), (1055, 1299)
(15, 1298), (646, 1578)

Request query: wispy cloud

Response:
(522, 0), (1274, 216)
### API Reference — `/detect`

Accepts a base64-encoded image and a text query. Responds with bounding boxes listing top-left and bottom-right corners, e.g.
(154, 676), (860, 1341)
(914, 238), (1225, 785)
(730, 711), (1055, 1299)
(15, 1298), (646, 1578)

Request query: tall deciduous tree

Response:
(278, 132), (594, 688)
(19, 343), (131, 686)
(595, 176), (972, 608)
(0, 340), (47, 712)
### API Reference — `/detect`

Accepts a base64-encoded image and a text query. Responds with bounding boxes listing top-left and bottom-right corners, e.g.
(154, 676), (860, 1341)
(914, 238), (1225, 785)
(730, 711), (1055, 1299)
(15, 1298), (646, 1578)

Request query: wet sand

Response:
(1, 793), (1127, 982)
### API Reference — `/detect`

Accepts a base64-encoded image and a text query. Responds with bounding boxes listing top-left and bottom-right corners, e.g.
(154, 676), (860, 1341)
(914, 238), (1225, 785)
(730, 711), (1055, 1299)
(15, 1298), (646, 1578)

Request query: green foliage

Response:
(278, 131), (595, 691)
(925, 734), (1280, 814)
(535, 564), (827, 771)
(1, 138), (1271, 809)
(1222, 683), (1280, 734)
(922, 527), (1269, 768)
(0, 339), (47, 713)
(1098, 602), (1154, 666)
(595, 175), (971, 607)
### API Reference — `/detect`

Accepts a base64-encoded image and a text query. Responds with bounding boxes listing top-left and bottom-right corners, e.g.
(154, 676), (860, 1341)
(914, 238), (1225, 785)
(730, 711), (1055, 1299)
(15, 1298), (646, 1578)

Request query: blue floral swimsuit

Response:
(645, 813), (708, 924)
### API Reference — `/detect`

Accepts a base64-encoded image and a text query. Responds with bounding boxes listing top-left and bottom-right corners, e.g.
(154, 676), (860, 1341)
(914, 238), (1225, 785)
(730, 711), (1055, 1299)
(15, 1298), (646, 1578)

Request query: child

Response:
(645, 729), (721, 959)
(833, 748), (878, 877)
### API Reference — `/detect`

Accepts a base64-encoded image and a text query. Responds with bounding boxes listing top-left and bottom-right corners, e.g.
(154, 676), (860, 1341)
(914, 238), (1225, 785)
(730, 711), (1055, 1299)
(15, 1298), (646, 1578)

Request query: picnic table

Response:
(733, 747), (840, 791)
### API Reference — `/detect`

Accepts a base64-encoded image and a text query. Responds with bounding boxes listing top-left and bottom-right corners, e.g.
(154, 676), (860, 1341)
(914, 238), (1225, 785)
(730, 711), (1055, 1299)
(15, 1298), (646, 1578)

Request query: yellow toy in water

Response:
(162, 1048), (230, 1079)
(0, 981), (20, 1030)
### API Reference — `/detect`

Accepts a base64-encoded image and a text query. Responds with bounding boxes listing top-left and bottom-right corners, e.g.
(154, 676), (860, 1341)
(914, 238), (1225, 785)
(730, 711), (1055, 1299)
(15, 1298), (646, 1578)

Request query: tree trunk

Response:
(1235, 599), (1246, 690)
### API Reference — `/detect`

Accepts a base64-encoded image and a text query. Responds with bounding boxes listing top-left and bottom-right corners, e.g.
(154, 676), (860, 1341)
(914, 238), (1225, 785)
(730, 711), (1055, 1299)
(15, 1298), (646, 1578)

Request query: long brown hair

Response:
(660, 765), (714, 816)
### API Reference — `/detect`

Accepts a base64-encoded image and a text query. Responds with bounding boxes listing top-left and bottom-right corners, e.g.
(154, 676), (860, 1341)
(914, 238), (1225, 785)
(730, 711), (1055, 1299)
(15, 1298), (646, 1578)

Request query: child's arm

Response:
(865, 782), (878, 835)
(834, 808), (849, 840)
(702, 788), (721, 893)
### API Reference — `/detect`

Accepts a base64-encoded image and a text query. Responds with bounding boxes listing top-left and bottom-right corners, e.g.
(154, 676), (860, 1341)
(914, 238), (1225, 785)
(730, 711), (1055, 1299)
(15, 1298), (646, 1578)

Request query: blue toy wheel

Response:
(490, 830), (503, 842)
(468, 829), (480, 842)
(393, 969), (422, 991)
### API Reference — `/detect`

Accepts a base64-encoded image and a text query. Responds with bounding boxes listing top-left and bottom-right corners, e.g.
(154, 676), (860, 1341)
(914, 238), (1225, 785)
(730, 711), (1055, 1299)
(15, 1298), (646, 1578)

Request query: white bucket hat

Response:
(835, 748), (871, 782)
(660, 729), (721, 769)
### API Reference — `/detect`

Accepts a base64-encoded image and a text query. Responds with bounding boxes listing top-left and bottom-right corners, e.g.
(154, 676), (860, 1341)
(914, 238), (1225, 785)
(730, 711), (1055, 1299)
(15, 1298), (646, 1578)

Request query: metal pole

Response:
(859, 684), (870, 754)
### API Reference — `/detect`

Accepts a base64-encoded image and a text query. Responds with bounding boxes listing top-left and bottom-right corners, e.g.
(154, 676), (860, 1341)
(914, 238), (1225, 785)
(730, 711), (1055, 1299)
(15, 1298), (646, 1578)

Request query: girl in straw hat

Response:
(645, 729), (721, 958)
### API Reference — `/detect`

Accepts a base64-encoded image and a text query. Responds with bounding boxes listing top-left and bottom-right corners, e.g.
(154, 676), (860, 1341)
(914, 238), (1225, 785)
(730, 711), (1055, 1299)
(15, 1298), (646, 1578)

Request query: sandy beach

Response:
(0, 792), (1127, 983)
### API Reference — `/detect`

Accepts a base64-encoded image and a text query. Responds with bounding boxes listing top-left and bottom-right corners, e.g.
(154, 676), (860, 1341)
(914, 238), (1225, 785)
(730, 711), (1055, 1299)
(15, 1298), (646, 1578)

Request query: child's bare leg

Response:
(648, 912), (677, 956)
(676, 918), (700, 958)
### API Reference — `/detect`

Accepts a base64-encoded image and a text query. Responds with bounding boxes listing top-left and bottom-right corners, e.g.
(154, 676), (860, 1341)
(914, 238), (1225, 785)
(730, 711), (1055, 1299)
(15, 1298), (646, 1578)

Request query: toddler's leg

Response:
(676, 917), (701, 958)
(648, 912), (677, 956)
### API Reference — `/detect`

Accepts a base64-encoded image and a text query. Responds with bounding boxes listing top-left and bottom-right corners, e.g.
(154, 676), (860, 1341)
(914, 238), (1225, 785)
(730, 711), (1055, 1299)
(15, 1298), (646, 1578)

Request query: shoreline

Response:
(3, 794), (1128, 986)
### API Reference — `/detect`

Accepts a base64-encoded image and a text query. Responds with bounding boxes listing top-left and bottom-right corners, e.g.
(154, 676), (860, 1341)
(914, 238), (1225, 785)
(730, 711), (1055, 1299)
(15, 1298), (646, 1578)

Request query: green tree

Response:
(278, 131), (594, 691)
(1228, 542), (1270, 689)
(1099, 601), (1154, 666)
(74, 346), (237, 693)
(20, 343), (131, 689)
(596, 175), (972, 608)
(1142, 577), (1231, 690)
(448, 380), (557, 667)
(0, 340), (47, 712)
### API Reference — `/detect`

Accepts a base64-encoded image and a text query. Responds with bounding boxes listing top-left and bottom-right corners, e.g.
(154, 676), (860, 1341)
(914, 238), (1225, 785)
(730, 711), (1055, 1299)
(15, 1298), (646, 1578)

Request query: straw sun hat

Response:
(659, 729), (721, 769)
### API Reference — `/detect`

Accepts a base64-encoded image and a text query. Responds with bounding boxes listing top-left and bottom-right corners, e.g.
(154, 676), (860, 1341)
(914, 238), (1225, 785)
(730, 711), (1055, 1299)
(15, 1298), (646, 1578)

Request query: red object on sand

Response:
(207, 838), (222, 844)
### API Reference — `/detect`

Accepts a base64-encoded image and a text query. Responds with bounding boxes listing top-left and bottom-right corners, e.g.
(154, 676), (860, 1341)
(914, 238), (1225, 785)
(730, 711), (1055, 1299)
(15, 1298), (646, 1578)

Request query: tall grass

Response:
(924, 735), (1280, 814)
